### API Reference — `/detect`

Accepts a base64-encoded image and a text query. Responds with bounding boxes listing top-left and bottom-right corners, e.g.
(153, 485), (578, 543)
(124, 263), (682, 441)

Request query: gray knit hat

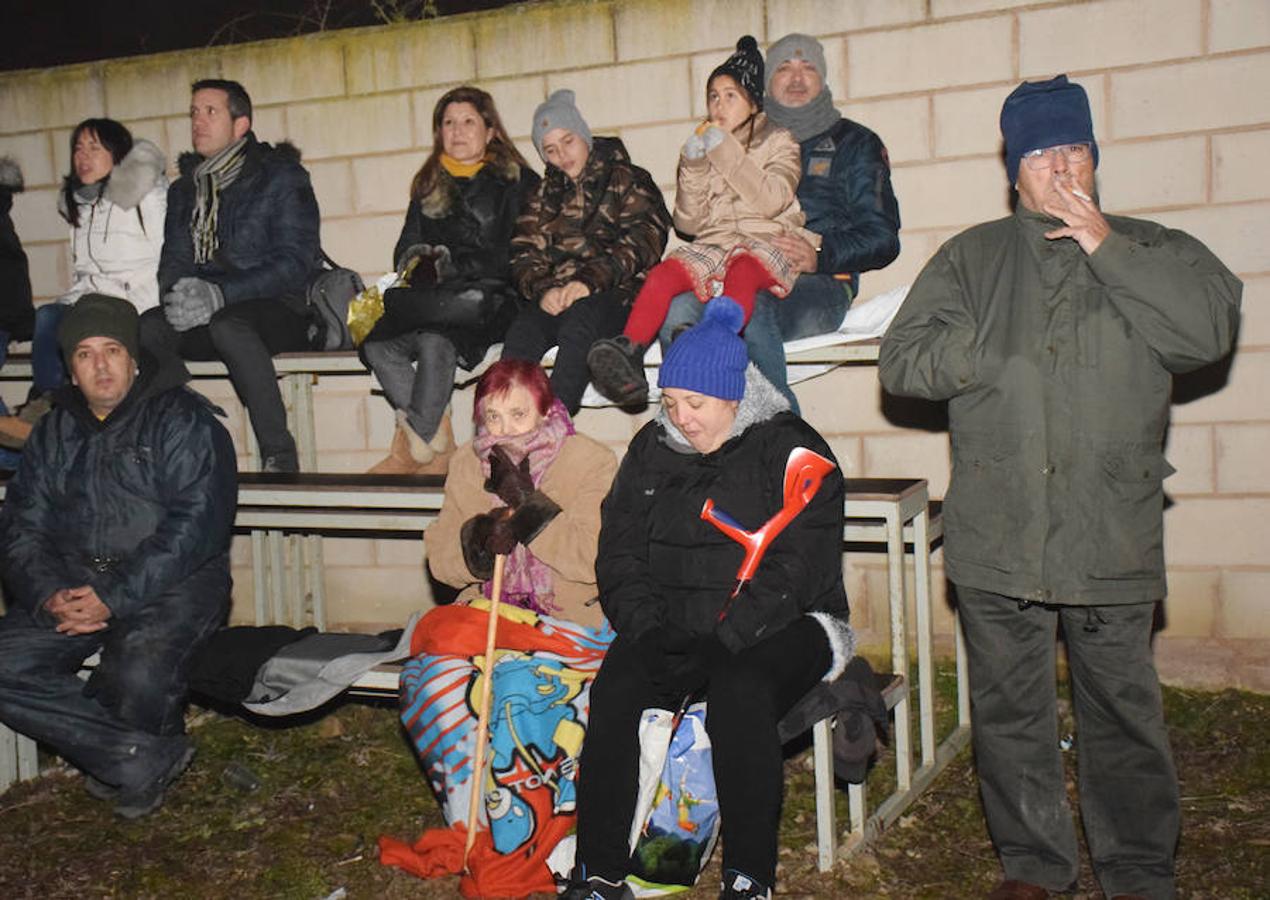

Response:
(58, 293), (139, 366)
(531, 89), (593, 161)
(765, 33), (828, 89)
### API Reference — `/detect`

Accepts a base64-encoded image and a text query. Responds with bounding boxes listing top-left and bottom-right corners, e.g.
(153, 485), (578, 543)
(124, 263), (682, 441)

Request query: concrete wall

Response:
(2, 0), (1266, 689)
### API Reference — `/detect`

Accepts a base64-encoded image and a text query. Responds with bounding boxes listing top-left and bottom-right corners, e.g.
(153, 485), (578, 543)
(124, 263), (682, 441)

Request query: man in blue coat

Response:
(661, 33), (901, 410)
(141, 79), (321, 472)
(0, 294), (237, 818)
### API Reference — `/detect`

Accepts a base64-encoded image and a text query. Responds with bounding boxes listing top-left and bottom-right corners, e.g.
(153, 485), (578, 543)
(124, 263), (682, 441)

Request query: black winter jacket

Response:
(597, 369), (848, 653)
(369, 158), (539, 367)
(0, 352), (238, 623)
(0, 172), (33, 341)
(158, 134), (320, 314)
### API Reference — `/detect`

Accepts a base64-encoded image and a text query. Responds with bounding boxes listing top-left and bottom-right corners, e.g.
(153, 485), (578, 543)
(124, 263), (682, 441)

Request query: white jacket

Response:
(60, 139), (167, 313)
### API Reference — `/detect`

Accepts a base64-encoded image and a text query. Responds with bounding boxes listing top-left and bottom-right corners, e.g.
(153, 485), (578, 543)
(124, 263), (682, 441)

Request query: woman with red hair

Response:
(383, 359), (618, 893)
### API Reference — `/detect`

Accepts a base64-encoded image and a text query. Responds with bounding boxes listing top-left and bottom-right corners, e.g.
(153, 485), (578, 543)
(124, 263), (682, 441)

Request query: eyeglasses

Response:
(1021, 143), (1091, 170)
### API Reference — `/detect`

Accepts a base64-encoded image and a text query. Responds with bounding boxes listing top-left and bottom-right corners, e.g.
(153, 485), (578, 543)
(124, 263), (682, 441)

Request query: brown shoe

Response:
(366, 424), (419, 475)
(0, 415), (32, 449)
(987, 881), (1049, 900)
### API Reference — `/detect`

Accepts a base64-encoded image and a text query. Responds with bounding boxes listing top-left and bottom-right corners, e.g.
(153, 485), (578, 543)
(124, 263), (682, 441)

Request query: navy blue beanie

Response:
(1000, 74), (1098, 184)
(659, 296), (747, 401)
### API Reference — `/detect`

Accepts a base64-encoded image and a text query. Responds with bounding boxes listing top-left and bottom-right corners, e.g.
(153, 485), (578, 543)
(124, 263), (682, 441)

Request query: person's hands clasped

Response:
(1042, 180), (1110, 255)
(485, 445), (535, 508)
(45, 586), (111, 635)
(164, 277), (225, 332)
(539, 281), (590, 316)
(769, 232), (818, 275)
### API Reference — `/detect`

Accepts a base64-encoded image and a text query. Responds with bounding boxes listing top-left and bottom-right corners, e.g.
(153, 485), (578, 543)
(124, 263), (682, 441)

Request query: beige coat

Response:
(424, 432), (618, 629)
(673, 113), (818, 250)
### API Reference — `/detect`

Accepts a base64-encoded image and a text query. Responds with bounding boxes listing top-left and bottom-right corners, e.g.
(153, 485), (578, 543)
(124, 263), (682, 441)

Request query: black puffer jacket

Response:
(0, 351), (238, 623)
(158, 133), (320, 314)
(597, 369), (848, 653)
(0, 159), (33, 341)
(368, 158), (539, 367)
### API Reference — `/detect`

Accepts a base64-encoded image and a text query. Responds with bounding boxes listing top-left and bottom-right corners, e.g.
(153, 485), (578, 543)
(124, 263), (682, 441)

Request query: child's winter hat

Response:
(659, 296), (748, 401)
(531, 89), (593, 161)
(710, 36), (765, 110)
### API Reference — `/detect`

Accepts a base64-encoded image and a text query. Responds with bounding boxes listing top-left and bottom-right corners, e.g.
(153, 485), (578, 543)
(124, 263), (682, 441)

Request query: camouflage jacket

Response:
(510, 136), (670, 306)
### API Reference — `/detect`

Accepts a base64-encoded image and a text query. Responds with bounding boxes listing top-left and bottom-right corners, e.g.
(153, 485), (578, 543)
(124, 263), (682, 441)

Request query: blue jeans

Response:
(31, 302), (70, 395)
(658, 274), (853, 414)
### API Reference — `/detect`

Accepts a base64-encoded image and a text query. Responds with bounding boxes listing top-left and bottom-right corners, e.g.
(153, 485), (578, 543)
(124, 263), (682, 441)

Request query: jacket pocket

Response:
(945, 432), (1027, 574)
(1088, 443), (1173, 580)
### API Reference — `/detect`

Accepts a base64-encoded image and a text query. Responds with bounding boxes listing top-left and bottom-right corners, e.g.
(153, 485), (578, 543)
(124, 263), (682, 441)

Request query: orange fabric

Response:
(409, 603), (587, 659)
(379, 819), (574, 899)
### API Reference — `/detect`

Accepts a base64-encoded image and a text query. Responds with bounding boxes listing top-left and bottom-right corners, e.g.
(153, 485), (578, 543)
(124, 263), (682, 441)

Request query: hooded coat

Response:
(59, 139), (168, 313)
(510, 136), (670, 308)
(158, 133), (320, 314)
(0, 348), (238, 624)
(597, 367), (849, 653)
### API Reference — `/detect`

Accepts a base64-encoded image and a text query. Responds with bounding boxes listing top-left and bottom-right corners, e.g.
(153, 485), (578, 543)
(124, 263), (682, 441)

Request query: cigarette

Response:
(1070, 187), (1091, 202)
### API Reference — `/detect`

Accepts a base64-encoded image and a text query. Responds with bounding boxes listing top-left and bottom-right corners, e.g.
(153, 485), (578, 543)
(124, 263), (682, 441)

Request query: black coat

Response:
(368, 159), (539, 368)
(597, 373), (848, 653)
(0, 185), (33, 341)
(0, 351), (238, 623)
(158, 134), (321, 315)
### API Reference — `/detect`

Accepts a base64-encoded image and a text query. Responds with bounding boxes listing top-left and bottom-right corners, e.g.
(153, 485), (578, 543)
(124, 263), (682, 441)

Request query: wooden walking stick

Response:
(463, 552), (506, 872)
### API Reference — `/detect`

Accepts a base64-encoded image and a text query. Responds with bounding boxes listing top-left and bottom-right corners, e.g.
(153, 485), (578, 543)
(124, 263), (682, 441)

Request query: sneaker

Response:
(558, 872), (634, 900)
(720, 869), (772, 900)
(587, 336), (648, 407)
(261, 451), (299, 473)
(113, 739), (195, 820)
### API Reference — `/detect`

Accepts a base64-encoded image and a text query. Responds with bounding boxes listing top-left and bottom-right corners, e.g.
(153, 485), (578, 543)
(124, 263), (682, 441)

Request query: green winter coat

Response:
(879, 205), (1241, 606)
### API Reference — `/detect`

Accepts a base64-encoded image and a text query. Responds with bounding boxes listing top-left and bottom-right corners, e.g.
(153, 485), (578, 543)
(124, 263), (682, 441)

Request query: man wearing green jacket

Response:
(879, 76), (1241, 900)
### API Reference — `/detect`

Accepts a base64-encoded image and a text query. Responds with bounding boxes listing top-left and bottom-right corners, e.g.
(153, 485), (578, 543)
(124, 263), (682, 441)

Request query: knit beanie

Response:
(58, 293), (139, 365)
(764, 33), (827, 89)
(531, 89), (593, 161)
(1000, 74), (1099, 185)
(659, 296), (747, 401)
(710, 36), (765, 110)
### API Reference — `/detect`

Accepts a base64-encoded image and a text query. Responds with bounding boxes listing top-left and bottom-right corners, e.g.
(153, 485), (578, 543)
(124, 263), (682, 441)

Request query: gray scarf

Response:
(763, 87), (841, 143)
(191, 136), (249, 264)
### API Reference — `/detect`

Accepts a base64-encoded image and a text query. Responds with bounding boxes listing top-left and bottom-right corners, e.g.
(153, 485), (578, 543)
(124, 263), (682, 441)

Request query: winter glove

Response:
(681, 130), (707, 161)
(164, 277), (224, 332)
(640, 626), (707, 700)
(400, 244), (456, 289)
(701, 125), (727, 154)
(485, 444), (535, 508)
(484, 510), (518, 556)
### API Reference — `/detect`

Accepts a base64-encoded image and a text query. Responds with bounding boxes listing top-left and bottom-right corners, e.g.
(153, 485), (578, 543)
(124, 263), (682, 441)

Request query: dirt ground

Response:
(0, 676), (1265, 899)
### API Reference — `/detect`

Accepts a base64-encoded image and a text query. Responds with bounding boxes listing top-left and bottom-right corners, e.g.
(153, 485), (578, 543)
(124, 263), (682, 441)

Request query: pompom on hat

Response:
(710, 35), (765, 110)
(530, 89), (593, 162)
(1000, 74), (1099, 184)
(658, 296), (748, 402)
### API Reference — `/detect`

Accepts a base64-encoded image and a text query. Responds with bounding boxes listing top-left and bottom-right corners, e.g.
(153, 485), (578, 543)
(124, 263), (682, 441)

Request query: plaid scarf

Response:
(190, 136), (249, 264)
(472, 399), (575, 614)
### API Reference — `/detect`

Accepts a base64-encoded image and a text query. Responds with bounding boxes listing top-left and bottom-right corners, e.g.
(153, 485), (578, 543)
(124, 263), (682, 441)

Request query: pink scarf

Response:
(472, 398), (575, 614)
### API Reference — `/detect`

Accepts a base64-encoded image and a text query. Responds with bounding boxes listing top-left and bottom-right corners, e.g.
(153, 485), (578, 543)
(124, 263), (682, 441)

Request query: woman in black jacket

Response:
(363, 86), (539, 474)
(563, 297), (855, 900)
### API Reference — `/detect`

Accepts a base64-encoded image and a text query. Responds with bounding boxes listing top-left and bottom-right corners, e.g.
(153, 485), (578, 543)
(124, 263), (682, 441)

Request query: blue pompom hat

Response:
(658, 296), (748, 401)
(1000, 74), (1099, 185)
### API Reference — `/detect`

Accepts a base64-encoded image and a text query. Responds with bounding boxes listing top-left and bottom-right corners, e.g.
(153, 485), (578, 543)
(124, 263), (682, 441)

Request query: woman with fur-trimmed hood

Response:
(27, 119), (167, 401)
(362, 86), (540, 475)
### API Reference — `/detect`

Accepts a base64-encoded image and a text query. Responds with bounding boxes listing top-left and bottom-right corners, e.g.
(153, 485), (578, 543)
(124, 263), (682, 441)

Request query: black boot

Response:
(587, 335), (648, 407)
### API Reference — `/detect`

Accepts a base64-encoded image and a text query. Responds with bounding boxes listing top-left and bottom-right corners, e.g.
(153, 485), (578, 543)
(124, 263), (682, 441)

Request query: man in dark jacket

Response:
(0, 294), (237, 818)
(879, 76), (1241, 900)
(140, 78), (321, 472)
(660, 33), (901, 410)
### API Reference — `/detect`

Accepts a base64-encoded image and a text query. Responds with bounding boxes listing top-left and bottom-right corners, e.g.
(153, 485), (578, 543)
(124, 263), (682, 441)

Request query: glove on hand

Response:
(485, 445), (535, 508)
(701, 125), (727, 154)
(164, 277), (224, 332)
(484, 508), (518, 556)
(400, 244), (456, 290)
(460, 507), (517, 578)
(681, 130), (707, 161)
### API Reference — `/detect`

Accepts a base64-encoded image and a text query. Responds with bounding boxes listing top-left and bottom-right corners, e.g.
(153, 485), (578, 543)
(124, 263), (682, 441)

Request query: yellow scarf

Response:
(440, 154), (486, 179)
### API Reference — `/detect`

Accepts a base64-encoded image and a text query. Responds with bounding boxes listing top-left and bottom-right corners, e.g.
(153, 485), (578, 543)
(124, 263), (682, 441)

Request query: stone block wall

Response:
(2, 0), (1266, 689)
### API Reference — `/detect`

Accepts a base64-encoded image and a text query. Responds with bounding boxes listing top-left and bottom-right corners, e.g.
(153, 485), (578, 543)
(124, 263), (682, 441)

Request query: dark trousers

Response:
(500, 289), (629, 415)
(956, 584), (1179, 899)
(140, 300), (310, 459)
(575, 617), (832, 888)
(0, 564), (228, 790)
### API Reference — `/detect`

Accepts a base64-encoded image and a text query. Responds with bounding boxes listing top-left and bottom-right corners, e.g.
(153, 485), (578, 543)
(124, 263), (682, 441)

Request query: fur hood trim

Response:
(657, 363), (791, 453)
(176, 134), (302, 178)
(102, 139), (168, 210)
(0, 156), (24, 192)
(419, 155), (524, 219)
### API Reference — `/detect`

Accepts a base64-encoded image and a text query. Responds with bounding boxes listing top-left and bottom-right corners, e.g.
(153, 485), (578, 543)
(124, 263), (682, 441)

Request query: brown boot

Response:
(987, 881), (1049, 900)
(0, 415), (32, 450)
(413, 411), (455, 476)
(367, 423), (419, 474)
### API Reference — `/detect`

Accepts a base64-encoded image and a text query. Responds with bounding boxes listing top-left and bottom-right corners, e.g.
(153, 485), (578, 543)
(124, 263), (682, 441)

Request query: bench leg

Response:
(812, 716), (837, 872)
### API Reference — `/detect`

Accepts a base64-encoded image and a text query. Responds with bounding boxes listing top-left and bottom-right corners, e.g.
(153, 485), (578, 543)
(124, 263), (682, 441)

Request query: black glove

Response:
(640, 626), (706, 699)
(485, 509), (518, 555)
(485, 445), (535, 508)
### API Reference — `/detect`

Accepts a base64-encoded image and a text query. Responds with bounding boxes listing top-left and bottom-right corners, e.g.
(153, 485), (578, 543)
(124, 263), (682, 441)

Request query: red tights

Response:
(621, 252), (777, 346)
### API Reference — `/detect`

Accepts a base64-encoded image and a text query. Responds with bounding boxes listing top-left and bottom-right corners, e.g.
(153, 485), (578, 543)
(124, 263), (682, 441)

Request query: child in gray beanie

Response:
(531, 90), (593, 161)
